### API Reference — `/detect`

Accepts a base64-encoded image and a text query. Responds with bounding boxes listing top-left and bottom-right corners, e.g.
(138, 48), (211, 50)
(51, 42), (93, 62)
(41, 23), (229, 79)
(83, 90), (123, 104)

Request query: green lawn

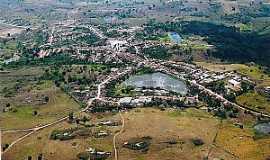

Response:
(236, 92), (270, 114)
(0, 89), (80, 130)
(159, 34), (171, 43)
(168, 108), (212, 118)
(113, 84), (136, 97)
(238, 66), (270, 81)
(195, 62), (270, 81)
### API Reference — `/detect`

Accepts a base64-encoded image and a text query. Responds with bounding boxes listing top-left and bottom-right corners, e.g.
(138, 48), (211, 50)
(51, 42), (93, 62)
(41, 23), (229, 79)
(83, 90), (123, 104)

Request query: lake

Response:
(122, 72), (188, 95)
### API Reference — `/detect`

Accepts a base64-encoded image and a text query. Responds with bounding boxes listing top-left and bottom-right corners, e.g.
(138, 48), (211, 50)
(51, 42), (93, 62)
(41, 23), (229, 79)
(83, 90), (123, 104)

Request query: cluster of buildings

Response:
(263, 86), (270, 97)
(192, 69), (254, 92)
(118, 96), (152, 107)
(118, 96), (198, 108)
(164, 60), (255, 93)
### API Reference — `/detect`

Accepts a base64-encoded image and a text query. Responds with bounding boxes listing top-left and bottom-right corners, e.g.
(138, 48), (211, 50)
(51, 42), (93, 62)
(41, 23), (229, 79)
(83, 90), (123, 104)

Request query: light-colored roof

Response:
(119, 97), (132, 104)
(228, 79), (241, 85)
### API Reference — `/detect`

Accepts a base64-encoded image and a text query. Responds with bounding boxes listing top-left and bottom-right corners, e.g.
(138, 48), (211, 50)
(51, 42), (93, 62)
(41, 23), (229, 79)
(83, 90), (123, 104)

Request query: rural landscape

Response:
(1, 0), (270, 160)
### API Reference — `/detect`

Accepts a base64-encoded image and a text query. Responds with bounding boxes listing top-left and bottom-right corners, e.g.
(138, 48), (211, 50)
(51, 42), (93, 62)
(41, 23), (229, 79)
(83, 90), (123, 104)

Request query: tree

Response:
(192, 138), (204, 146)
(33, 110), (38, 116)
(6, 103), (11, 108)
(208, 81), (226, 95)
(225, 93), (236, 102)
(44, 96), (49, 103)
(68, 112), (74, 121)
(82, 116), (88, 123)
(241, 81), (254, 92)
(37, 154), (43, 160)
(3, 143), (9, 151)
(16, 41), (24, 53)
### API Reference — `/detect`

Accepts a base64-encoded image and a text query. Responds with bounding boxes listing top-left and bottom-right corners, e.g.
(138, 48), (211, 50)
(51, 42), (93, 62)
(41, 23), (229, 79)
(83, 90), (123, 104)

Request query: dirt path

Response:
(1, 69), (132, 156)
(113, 110), (125, 160)
(1, 74), (113, 156)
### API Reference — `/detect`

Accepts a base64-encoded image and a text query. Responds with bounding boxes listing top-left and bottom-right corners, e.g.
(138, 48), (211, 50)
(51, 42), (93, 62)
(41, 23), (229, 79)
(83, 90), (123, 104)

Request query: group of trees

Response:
(207, 81), (226, 95)
(145, 20), (270, 67)
(76, 34), (105, 46)
(193, 87), (239, 119)
(143, 45), (170, 60)
(135, 67), (155, 75)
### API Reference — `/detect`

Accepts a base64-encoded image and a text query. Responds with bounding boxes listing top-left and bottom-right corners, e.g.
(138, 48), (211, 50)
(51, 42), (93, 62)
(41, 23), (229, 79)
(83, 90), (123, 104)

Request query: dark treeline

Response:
(145, 21), (270, 67)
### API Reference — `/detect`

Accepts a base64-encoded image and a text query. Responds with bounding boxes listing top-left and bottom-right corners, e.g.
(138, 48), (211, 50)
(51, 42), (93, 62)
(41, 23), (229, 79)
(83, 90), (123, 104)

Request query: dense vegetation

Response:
(145, 21), (270, 67)
(143, 45), (170, 60)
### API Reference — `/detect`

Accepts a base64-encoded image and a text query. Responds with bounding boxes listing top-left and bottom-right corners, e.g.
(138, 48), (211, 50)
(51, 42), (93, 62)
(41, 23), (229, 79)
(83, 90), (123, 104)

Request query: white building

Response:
(228, 79), (241, 91)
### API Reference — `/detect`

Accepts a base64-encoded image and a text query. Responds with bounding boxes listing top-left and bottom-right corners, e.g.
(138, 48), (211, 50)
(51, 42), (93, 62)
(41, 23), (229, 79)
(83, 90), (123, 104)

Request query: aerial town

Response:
(1, 0), (270, 160)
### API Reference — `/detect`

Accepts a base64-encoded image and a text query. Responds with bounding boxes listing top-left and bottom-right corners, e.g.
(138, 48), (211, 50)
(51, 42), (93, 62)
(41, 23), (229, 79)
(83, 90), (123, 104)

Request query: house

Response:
(185, 96), (199, 106)
(119, 97), (132, 105)
(228, 79), (241, 91)
(86, 147), (111, 160)
(130, 97), (152, 107)
(123, 141), (150, 150)
(264, 86), (270, 96)
(265, 86), (270, 92)
(95, 131), (109, 138)
(98, 120), (120, 126)
(110, 68), (118, 72)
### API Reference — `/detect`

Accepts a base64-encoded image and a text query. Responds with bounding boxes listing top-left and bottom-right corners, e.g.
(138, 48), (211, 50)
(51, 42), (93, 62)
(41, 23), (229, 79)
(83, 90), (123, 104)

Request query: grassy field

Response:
(1, 132), (30, 146)
(196, 62), (270, 81)
(0, 66), (45, 92)
(118, 108), (228, 160)
(216, 120), (270, 160)
(2, 107), (221, 160)
(0, 65), (81, 129)
(258, 79), (270, 88)
(118, 108), (270, 160)
(0, 40), (17, 59)
(0, 88), (80, 130)
(2, 122), (98, 160)
(238, 66), (270, 81)
(159, 34), (171, 43)
(67, 64), (108, 72)
(236, 91), (270, 114)
(195, 62), (247, 72)
(2, 107), (269, 160)
(2, 112), (117, 160)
